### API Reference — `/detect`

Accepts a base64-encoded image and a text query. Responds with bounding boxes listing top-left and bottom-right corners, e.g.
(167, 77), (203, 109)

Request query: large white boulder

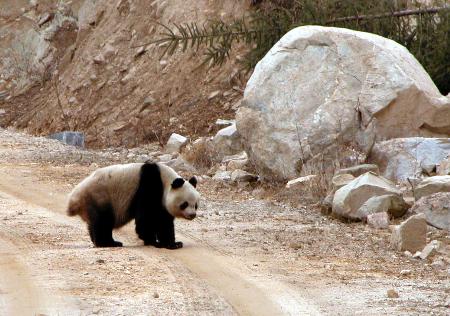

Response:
(370, 138), (450, 181)
(236, 26), (450, 180)
(332, 172), (403, 220)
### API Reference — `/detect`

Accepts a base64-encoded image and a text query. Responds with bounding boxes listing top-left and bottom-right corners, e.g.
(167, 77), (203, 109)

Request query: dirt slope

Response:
(0, 0), (250, 148)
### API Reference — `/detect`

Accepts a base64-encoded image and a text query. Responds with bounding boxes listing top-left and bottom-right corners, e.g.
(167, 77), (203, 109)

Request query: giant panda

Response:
(67, 161), (200, 249)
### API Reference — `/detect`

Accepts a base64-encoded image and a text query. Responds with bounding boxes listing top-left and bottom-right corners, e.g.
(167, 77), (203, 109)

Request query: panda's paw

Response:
(112, 241), (123, 247)
(167, 241), (183, 250)
(155, 241), (183, 249)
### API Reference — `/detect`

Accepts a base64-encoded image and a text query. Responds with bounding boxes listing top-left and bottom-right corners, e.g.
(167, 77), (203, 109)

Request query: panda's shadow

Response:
(64, 243), (193, 250)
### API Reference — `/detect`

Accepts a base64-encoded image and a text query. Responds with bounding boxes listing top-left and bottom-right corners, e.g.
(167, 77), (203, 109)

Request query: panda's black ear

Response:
(188, 176), (197, 188)
(171, 178), (185, 189)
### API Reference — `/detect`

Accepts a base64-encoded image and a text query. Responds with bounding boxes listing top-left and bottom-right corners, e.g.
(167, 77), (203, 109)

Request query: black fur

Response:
(171, 177), (185, 189)
(87, 162), (182, 249)
(188, 176), (197, 188)
(87, 197), (123, 247)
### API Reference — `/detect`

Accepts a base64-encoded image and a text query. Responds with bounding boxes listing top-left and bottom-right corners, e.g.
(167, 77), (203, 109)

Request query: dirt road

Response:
(0, 129), (448, 315)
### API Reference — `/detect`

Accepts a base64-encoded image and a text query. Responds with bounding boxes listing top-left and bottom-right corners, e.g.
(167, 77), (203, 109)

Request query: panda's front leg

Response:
(156, 220), (183, 250)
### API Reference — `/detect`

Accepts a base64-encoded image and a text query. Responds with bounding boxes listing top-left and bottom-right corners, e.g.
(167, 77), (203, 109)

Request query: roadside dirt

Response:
(0, 128), (448, 315)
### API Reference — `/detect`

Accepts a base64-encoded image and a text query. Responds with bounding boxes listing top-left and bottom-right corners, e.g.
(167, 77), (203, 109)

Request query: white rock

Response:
(419, 240), (442, 260)
(165, 133), (188, 153)
(213, 170), (232, 182)
(414, 175), (450, 200)
(411, 192), (450, 230)
(208, 90), (221, 100)
(163, 157), (196, 173)
(286, 175), (317, 188)
(230, 169), (258, 182)
(227, 158), (248, 171)
(222, 151), (247, 163)
(157, 154), (172, 163)
(356, 194), (409, 219)
(370, 138), (450, 181)
(236, 26), (450, 180)
(332, 172), (403, 220)
(437, 157), (450, 175)
(431, 257), (446, 270)
(212, 124), (243, 158)
(390, 214), (427, 252)
(331, 173), (355, 191)
(367, 212), (390, 229)
(336, 164), (379, 178)
(215, 119), (235, 126)
(400, 269), (411, 276)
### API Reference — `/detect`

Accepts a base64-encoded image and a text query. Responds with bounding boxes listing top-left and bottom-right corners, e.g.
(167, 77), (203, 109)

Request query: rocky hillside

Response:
(0, 0), (251, 148)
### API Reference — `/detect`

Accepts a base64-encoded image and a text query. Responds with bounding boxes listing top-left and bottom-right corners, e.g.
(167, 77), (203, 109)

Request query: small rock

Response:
(231, 169), (258, 182)
(135, 46), (146, 58)
(390, 213), (427, 252)
(336, 164), (379, 177)
(289, 242), (302, 250)
(213, 124), (244, 158)
(403, 251), (412, 257)
(38, 12), (54, 26)
(320, 193), (333, 215)
(399, 269), (411, 276)
(437, 158), (450, 175)
(165, 133), (188, 153)
(96, 259), (105, 264)
(163, 157), (196, 173)
(333, 172), (403, 220)
(430, 257), (446, 269)
(157, 154), (173, 163)
(222, 151), (248, 163)
(208, 90), (221, 100)
(331, 173), (355, 191)
(285, 175), (317, 188)
(414, 175), (450, 200)
(419, 240), (442, 260)
(387, 289), (399, 298)
(48, 131), (85, 148)
(143, 96), (156, 106)
(410, 192), (450, 230)
(93, 53), (106, 65)
(213, 170), (232, 182)
(356, 194), (409, 220)
(215, 119), (235, 126)
(367, 212), (390, 229)
(227, 158), (248, 171)
(153, 292), (159, 298)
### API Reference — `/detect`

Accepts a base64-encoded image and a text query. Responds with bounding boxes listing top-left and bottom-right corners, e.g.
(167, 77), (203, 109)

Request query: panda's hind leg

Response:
(87, 203), (123, 247)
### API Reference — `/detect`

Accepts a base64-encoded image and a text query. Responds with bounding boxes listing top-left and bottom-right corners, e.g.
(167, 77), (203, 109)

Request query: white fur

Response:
(68, 162), (200, 224)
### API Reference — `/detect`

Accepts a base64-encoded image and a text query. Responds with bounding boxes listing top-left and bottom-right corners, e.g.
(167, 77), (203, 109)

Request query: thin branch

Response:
(326, 6), (449, 24)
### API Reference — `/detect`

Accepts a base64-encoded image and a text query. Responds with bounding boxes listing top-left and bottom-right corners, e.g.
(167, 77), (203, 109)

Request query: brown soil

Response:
(0, 0), (249, 148)
(0, 129), (449, 315)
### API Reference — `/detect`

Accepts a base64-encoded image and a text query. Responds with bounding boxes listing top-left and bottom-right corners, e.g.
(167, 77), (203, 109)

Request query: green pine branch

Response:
(144, 0), (450, 93)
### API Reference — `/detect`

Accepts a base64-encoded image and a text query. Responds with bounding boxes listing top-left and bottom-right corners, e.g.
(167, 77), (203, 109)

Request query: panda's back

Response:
(99, 163), (143, 224)
(70, 163), (143, 226)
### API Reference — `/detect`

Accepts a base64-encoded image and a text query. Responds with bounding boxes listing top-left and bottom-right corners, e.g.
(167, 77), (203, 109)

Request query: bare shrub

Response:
(183, 139), (218, 173)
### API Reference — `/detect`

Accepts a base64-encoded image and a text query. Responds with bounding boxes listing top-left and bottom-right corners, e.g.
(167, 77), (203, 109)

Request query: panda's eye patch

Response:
(180, 202), (189, 210)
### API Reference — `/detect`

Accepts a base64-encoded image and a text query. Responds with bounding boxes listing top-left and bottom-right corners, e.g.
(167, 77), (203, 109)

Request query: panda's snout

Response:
(186, 213), (196, 220)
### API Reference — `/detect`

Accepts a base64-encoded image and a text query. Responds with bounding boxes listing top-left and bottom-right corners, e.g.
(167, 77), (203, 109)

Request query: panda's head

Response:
(165, 177), (200, 220)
